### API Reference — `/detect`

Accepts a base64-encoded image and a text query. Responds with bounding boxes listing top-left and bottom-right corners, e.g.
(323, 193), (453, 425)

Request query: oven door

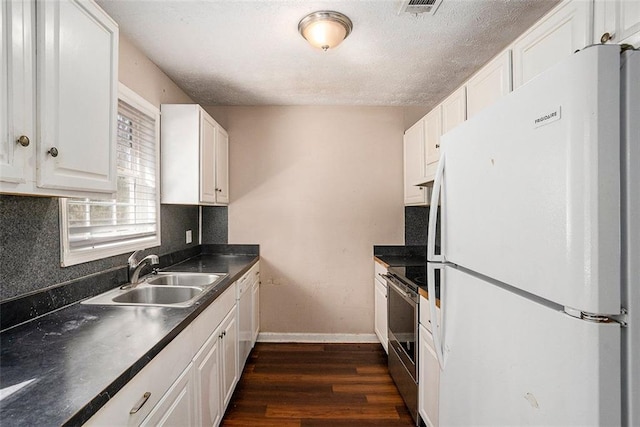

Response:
(386, 277), (419, 380)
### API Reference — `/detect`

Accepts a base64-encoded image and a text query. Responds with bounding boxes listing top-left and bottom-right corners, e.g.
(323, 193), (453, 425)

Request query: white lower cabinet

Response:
(193, 328), (222, 427)
(220, 308), (238, 411)
(86, 282), (239, 427)
(140, 363), (195, 427)
(373, 260), (388, 354)
(419, 324), (440, 427)
(193, 306), (237, 427)
(251, 263), (260, 347)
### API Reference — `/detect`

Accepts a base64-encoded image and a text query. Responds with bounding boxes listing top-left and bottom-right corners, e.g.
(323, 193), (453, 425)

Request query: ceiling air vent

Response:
(398, 0), (443, 15)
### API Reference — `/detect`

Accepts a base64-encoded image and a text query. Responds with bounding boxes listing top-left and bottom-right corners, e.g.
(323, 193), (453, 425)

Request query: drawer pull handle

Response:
(130, 392), (151, 414)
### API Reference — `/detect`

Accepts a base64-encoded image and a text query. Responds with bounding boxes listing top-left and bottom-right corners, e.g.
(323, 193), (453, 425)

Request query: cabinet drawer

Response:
(191, 283), (236, 351)
(374, 259), (388, 280)
(86, 326), (194, 426)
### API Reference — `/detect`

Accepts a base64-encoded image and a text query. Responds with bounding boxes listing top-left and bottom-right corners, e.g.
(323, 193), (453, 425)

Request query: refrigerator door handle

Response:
(427, 154), (445, 262)
(427, 262), (445, 370)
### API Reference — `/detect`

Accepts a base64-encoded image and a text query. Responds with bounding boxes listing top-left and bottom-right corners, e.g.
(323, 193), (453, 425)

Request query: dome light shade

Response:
(298, 11), (353, 51)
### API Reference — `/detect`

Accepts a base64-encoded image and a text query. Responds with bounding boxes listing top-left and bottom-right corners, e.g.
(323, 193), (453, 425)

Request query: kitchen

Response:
(1, 0), (638, 426)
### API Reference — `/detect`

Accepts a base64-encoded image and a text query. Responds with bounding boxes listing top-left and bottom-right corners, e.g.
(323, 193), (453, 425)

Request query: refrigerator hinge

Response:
(563, 306), (627, 326)
(609, 308), (629, 327)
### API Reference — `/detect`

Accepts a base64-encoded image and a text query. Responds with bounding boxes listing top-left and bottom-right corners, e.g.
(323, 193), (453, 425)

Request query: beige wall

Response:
(205, 106), (405, 335)
(118, 34), (193, 106)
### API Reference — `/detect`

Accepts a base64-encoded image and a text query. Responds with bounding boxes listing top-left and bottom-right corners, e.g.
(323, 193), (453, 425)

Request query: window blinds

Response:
(66, 99), (158, 250)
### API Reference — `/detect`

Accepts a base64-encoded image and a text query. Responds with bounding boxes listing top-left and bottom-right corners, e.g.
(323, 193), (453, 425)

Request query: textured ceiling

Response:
(97, 0), (560, 108)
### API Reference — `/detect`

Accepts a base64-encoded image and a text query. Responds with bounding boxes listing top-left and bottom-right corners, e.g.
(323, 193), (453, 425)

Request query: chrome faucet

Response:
(125, 250), (159, 288)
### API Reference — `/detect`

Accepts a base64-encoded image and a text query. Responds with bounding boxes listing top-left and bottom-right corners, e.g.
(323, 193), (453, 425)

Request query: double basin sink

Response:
(83, 272), (227, 308)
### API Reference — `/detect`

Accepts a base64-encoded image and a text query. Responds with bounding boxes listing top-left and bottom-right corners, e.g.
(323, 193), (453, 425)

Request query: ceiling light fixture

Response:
(298, 10), (353, 51)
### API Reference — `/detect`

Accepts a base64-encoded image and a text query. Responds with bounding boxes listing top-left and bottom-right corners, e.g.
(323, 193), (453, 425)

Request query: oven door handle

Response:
(384, 276), (418, 305)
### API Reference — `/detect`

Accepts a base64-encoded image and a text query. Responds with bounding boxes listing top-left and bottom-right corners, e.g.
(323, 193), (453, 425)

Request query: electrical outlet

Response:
(186, 230), (192, 244)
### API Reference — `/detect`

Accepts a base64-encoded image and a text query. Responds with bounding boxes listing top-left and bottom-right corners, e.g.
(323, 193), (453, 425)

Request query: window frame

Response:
(59, 83), (161, 267)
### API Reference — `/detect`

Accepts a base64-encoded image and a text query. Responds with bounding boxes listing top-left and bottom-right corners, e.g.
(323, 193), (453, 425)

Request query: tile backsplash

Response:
(405, 205), (429, 245)
(202, 206), (228, 244)
(0, 195), (200, 301)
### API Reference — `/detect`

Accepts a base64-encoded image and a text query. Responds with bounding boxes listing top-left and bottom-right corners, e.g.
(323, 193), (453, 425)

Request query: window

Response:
(59, 84), (161, 266)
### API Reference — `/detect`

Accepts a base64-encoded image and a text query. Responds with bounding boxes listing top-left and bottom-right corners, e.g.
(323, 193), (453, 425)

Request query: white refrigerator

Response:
(426, 45), (638, 426)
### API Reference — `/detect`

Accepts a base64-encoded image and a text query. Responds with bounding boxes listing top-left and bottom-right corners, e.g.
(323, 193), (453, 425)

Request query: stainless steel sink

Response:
(112, 286), (203, 305)
(146, 273), (222, 287)
(82, 272), (227, 308)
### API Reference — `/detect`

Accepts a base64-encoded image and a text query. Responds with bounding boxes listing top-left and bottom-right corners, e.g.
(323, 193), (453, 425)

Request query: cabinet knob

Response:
(48, 147), (59, 157)
(600, 32), (613, 43)
(435, 144), (440, 149)
(16, 135), (30, 147)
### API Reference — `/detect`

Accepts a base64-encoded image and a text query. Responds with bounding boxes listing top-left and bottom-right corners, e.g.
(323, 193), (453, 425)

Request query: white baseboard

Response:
(257, 332), (379, 343)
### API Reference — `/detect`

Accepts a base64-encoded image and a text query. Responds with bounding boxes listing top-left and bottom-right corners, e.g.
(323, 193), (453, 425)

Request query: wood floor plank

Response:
(265, 405), (401, 420)
(221, 342), (415, 427)
(332, 383), (398, 393)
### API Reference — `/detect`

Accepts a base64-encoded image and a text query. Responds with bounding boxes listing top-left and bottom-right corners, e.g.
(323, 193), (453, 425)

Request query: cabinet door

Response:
(37, 0), (117, 193)
(251, 274), (260, 346)
(594, 0), (640, 46)
(512, 0), (592, 89)
(418, 325), (439, 427)
(194, 328), (223, 427)
(200, 112), (217, 204)
(215, 126), (229, 204)
(466, 50), (512, 119)
(374, 278), (388, 354)
(1, 0), (33, 184)
(221, 308), (238, 410)
(140, 363), (195, 427)
(441, 87), (466, 136)
(424, 107), (442, 166)
(403, 120), (427, 205)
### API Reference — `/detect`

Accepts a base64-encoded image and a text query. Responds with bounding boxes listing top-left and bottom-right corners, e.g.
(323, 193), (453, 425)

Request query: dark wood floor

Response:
(221, 342), (415, 426)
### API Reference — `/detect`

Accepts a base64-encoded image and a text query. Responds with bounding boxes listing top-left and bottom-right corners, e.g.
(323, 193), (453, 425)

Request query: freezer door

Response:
(439, 45), (620, 314)
(438, 266), (621, 426)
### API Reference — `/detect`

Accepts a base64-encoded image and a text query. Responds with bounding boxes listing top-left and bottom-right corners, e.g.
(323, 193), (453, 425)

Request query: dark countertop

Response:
(373, 245), (440, 302)
(0, 253), (259, 427)
(373, 244), (426, 268)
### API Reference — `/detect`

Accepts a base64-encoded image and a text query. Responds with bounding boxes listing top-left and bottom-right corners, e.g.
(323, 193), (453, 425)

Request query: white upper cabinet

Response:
(215, 126), (229, 205)
(403, 119), (428, 205)
(512, 0), (592, 89)
(466, 50), (512, 119)
(424, 106), (442, 167)
(161, 104), (229, 206)
(594, 0), (640, 46)
(441, 86), (466, 136)
(1, 0), (33, 186)
(37, 0), (118, 193)
(1, 0), (118, 197)
(200, 112), (218, 204)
